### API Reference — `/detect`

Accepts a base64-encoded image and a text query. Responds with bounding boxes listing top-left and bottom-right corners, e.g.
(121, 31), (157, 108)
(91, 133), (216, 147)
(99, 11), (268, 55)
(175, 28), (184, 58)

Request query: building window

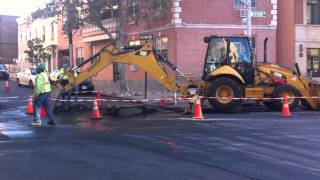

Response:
(42, 26), (46, 41)
(76, 48), (84, 66)
(20, 34), (23, 42)
(155, 37), (168, 59)
(51, 23), (54, 41)
(307, 0), (320, 24)
(307, 48), (320, 77)
(128, 0), (139, 24)
(151, 0), (165, 10)
(101, 4), (119, 19)
(233, 0), (256, 8)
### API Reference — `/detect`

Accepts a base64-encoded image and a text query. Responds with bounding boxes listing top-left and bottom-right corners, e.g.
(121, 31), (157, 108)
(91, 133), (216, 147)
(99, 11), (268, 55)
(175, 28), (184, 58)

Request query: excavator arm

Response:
(55, 41), (180, 99)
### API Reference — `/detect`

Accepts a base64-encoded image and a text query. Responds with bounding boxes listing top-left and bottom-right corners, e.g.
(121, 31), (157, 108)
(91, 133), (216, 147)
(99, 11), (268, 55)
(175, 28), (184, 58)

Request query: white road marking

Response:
(176, 117), (252, 121)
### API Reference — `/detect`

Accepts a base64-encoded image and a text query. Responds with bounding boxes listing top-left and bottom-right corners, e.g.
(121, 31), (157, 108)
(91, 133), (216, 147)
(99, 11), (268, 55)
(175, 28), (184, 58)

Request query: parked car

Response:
(49, 70), (95, 94)
(16, 68), (36, 88)
(0, 64), (9, 80)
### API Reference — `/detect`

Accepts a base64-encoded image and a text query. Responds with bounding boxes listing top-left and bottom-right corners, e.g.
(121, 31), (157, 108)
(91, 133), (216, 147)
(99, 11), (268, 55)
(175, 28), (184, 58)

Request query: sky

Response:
(0, 0), (49, 17)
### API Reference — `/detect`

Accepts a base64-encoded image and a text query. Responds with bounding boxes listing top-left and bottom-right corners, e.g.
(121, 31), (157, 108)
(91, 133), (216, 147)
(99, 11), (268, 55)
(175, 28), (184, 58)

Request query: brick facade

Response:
(278, 0), (320, 78)
(19, 0), (278, 93)
(0, 15), (18, 63)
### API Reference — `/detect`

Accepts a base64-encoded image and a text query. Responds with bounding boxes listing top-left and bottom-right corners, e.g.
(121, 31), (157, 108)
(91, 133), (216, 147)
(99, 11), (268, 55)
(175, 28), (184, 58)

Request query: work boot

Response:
(31, 120), (41, 126)
(47, 121), (56, 126)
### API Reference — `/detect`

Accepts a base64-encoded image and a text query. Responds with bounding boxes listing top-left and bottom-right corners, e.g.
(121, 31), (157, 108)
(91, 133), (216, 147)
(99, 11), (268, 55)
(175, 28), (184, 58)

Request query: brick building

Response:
(16, 1), (279, 93)
(0, 15), (18, 63)
(56, 0), (277, 93)
(17, 16), (59, 71)
(278, 0), (320, 78)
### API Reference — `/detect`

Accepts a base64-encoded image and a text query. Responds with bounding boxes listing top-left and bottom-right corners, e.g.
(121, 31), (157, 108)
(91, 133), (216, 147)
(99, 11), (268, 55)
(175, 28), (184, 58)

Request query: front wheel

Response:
(207, 77), (244, 112)
(271, 85), (300, 111)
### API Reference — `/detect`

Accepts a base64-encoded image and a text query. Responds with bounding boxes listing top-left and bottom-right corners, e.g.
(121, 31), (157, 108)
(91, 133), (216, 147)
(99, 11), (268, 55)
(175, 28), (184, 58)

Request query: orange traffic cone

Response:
(160, 95), (166, 106)
(25, 95), (34, 114)
(40, 107), (47, 117)
(96, 90), (102, 106)
(4, 81), (10, 92)
(282, 96), (291, 117)
(192, 98), (204, 120)
(91, 98), (102, 119)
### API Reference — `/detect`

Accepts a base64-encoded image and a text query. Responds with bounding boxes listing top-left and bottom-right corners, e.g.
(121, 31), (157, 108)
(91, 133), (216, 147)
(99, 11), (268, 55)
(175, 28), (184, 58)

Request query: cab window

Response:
(228, 37), (251, 63)
(206, 38), (227, 64)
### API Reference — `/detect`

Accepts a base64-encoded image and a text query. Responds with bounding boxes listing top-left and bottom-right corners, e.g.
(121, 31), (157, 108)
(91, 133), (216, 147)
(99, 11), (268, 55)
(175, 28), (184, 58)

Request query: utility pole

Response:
(246, 0), (252, 37)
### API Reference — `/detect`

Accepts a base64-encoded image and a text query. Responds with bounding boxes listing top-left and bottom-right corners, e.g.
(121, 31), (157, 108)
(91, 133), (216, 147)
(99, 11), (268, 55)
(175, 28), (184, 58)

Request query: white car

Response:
(16, 68), (36, 88)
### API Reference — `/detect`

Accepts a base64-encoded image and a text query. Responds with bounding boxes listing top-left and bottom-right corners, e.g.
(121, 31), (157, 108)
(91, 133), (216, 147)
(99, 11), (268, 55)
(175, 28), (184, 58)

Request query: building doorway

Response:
(307, 48), (320, 77)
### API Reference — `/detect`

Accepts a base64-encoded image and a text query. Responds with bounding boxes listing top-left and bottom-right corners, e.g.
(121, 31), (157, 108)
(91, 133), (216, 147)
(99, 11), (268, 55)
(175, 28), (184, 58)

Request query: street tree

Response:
(24, 38), (52, 67)
(32, 0), (170, 94)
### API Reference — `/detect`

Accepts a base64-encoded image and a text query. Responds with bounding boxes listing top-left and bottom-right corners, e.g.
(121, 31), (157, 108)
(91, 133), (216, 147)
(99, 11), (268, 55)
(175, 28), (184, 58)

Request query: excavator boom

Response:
(51, 40), (181, 105)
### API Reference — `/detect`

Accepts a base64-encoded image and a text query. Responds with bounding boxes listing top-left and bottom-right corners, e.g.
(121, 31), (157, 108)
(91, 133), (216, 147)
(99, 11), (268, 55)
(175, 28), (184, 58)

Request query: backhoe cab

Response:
(203, 35), (320, 111)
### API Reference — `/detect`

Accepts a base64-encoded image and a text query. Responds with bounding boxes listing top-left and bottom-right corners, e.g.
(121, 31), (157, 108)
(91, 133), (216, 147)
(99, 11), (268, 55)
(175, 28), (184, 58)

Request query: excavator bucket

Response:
(50, 82), (64, 110)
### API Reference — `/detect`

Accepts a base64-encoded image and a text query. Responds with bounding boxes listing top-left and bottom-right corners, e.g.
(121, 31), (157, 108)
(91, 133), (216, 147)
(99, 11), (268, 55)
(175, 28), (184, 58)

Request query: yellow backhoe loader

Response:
(52, 36), (320, 112)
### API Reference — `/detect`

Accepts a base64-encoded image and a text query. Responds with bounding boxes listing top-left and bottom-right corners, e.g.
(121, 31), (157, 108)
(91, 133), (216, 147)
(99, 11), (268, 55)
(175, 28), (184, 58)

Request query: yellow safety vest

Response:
(35, 72), (51, 95)
(60, 68), (78, 79)
(60, 68), (68, 80)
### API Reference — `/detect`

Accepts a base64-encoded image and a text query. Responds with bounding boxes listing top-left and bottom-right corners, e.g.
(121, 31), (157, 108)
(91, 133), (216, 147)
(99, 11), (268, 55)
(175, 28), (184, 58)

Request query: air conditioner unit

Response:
(240, 10), (247, 18)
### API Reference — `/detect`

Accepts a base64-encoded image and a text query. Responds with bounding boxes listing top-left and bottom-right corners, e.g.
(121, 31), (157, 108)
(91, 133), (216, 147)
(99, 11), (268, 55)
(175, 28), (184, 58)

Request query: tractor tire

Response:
(207, 77), (243, 112)
(271, 85), (300, 111)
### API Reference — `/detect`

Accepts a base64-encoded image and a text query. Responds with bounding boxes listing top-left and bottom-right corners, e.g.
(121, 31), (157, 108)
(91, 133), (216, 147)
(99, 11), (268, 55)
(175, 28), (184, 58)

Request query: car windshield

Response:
(0, 64), (6, 71)
(31, 68), (37, 75)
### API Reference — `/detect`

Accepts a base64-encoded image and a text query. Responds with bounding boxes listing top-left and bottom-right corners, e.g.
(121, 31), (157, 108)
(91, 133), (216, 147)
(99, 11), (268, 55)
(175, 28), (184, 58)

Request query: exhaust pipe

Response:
(295, 63), (301, 76)
(264, 37), (268, 63)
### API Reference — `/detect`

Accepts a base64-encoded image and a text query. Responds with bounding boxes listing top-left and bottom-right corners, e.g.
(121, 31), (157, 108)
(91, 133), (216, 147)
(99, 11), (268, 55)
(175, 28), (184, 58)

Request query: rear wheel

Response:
(271, 85), (300, 111)
(207, 77), (243, 112)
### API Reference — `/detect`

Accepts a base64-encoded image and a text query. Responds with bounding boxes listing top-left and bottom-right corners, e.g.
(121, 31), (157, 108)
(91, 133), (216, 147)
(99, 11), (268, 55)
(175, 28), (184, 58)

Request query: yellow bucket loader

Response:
(52, 36), (320, 112)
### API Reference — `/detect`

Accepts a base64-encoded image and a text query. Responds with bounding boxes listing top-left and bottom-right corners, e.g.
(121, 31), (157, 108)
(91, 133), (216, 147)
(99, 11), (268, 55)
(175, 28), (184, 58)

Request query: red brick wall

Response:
(56, 0), (277, 84)
(181, 0), (272, 25)
(176, 28), (276, 74)
(277, 0), (295, 68)
(294, 0), (304, 24)
(0, 15), (18, 60)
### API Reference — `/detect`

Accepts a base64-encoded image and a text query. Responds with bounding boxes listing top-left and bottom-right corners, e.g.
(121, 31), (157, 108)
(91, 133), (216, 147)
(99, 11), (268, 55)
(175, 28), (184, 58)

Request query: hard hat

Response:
(37, 64), (46, 71)
(63, 64), (68, 69)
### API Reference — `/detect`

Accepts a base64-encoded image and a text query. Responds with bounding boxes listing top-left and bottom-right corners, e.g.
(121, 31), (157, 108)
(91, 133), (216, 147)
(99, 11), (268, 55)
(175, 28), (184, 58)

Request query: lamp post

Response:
(240, 0), (252, 36)
(247, 0), (252, 37)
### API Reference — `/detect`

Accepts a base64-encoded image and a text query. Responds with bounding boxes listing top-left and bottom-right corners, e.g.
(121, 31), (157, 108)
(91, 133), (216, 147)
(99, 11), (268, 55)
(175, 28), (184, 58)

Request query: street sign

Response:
(140, 34), (153, 40)
(251, 11), (267, 17)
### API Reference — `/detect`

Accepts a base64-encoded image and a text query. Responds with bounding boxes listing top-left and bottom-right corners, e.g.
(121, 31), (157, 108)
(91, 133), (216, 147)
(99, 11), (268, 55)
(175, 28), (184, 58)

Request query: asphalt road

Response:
(0, 80), (320, 180)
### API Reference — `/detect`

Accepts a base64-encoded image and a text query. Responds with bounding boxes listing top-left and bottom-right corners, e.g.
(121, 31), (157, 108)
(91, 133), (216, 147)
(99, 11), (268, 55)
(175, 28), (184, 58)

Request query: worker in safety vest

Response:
(32, 64), (56, 126)
(59, 64), (79, 102)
